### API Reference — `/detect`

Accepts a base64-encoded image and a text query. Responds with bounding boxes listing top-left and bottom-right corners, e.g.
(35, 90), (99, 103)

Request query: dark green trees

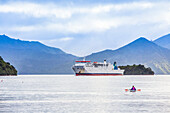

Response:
(119, 64), (154, 75)
(0, 56), (17, 75)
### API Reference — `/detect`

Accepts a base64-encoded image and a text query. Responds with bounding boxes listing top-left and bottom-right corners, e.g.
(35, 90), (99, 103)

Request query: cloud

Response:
(0, 2), (72, 19)
(59, 37), (74, 42)
(39, 37), (74, 51)
(41, 37), (74, 44)
(10, 26), (36, 32)
(0, 1), (154, 18)
(0, 0), (170, 56)
(0, 1), (169, 34)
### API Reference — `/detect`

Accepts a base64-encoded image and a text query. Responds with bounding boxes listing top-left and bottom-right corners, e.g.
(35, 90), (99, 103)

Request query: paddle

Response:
(137, 89), (141, 91)
(125, 89), (141, 92)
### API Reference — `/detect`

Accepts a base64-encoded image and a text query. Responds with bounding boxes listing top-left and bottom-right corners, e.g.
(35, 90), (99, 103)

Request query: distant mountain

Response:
(1, 34), (170, 75)
(0, 35), (77, 74)
(86, 37), (170, 74)
(154, 34), (170, 49)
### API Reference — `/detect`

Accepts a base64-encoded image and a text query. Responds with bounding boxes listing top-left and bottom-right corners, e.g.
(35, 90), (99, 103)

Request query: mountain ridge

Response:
(0, 34), (77, 74)
(153, 33), (170, 49)
(0, 34), (67, 55)
(86, 37), (170, 74)
(0, 34), (170, 74)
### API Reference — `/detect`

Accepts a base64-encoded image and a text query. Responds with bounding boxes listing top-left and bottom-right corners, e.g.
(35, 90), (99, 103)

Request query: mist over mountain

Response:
(0, 34), (77, 74)
(86, 37), (170, 74)
(153, 33), (170, 49)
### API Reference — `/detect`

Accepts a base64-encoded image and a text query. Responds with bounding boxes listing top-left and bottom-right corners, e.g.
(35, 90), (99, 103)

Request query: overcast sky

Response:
(0, 0), (170, 56)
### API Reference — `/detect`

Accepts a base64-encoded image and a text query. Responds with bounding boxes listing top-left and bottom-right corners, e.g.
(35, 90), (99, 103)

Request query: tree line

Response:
(119, 64), (154, 75)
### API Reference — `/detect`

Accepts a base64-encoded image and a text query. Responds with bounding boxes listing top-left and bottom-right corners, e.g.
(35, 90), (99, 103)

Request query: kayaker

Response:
(131, 86), (136, 91)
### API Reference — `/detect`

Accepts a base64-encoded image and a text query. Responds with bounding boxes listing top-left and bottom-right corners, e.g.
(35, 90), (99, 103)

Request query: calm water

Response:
(0, 75), (170, 113)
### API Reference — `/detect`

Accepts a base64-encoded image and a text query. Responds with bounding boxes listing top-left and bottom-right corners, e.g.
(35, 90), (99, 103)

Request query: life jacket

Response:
(131, 87), (136, 90)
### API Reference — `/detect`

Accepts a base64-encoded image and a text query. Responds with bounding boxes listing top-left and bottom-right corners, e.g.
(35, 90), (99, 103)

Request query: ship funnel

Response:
(114, 62), (118, 70)
(114, 62), (117, 66)
(104, 60), (106, 64)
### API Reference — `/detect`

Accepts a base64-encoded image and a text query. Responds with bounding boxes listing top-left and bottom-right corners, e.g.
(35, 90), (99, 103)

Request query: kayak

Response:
(125, 89), (141, 92)
(130, 89), (136, 92)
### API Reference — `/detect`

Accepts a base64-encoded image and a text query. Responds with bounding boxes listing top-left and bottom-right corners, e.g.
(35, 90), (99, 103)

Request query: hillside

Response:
(0, 56), (17, 75)
(0, 35), (77, 74)
(86, 37), (170, 74)
(119, 64), (154, 75)
(1, 34), (170, 75)
(154, 34), (170, 49)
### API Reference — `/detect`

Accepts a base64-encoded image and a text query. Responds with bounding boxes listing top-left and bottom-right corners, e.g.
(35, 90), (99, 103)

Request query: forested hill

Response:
(0, 56), (17, 75)
(119, 64), (154, 75)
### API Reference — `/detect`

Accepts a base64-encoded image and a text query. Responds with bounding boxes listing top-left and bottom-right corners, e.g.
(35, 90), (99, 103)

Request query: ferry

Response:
(72, 59), (124, 76)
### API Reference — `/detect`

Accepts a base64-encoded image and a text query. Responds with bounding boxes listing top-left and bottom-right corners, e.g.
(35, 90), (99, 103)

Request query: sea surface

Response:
(0, 75), (170, 113)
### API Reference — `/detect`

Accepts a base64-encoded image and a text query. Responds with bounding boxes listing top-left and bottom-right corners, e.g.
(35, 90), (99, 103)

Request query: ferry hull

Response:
(76, 73), (123, 76)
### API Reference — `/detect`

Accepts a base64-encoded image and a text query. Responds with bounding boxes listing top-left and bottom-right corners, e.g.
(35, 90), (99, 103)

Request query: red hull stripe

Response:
(76, 73), (123, 76)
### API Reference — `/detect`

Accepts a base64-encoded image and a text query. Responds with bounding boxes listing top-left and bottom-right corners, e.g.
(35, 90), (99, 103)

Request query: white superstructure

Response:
(72, 60), (124, 76)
